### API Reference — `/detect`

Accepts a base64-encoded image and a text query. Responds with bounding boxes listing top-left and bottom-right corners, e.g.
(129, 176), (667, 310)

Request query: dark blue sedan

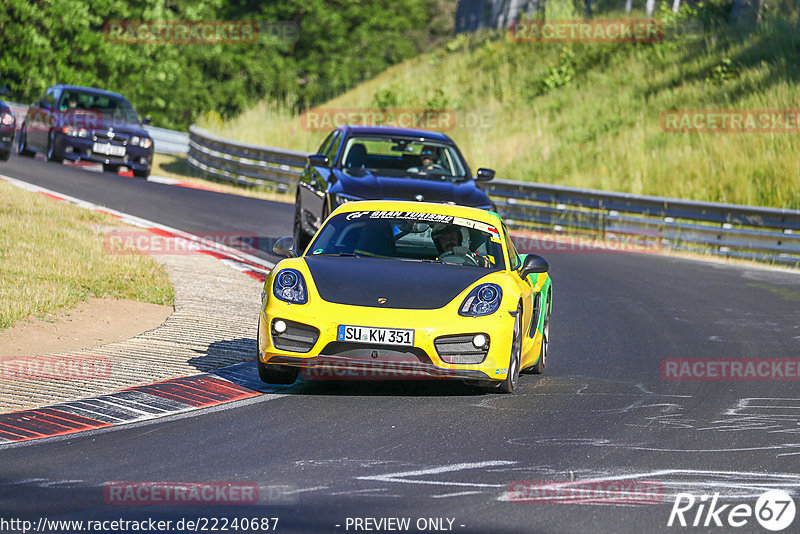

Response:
(17, 84), (153, 178)
(0, 87), (15, 161)
(294, 125), (496, 250)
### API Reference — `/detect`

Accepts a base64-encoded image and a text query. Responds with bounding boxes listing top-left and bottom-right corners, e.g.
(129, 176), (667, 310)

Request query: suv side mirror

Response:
(142, 117), (152, 125)
(519, 254), (549, 278)
(273, 236), (298, 258)
(308, 153), (330, 167)
(476, 168), (495, 182)
(40, 101), (51, 110)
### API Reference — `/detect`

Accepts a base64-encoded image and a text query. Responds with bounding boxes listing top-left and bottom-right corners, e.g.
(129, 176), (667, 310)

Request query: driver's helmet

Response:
(431, 223), (469, 254)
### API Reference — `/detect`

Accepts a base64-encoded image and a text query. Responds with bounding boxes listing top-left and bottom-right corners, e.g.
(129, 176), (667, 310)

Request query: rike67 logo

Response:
(668, 490), (796, 531)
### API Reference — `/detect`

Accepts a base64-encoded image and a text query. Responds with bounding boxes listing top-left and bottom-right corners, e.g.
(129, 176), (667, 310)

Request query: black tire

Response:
(293, 194), (311, 252)
(0, 150), (9, 162)
(530, 294), (550, 375)
(17, 127), (33, 157)
(256, 318), (299, 385)
(496, 305), (522, 394)
(103, 164), (120, 173)
(133, 169), (150, 179)
(46, 131), (62, 163)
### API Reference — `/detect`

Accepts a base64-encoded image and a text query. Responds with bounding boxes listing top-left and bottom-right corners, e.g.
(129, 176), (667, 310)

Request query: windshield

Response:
(307, 210), (506, 269)
(59, 91), (140, 124)
(339, 136), (468, 181)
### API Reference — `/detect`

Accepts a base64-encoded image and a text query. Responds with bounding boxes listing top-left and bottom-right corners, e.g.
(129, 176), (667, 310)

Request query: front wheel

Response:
(256, 318), (299, 385)
(293, 196), (311, 252)
(0, 150), (9, 161)
(17, 127), (33, 157)
(46, 131), (62, 163)
(133, 169), (150, 179)
(496, 306), (522, 394)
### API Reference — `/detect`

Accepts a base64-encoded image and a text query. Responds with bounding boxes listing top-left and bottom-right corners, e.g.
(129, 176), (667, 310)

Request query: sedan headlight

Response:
(459, 283), (502, 317)
(332, 193), (360, 207)
(62, 125), (89, 137)
(1, 113), (14, 126)
(273, 269), (308, 304)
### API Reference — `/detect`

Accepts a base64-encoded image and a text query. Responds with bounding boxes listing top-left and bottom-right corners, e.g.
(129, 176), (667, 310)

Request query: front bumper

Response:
(258, 298), (516, 382)
(0, 129), (14, 153)
(55, 135), (152, 171)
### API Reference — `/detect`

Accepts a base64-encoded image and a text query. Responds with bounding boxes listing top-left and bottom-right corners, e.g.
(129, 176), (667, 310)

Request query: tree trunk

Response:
(585, 0), (593, 18)
(672, 0), (681, 12)
(625, 0), (634, 13)
(646, 0), (657, 16)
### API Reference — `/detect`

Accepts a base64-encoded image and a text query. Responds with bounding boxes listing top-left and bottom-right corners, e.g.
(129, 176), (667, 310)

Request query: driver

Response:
(409, 145), (446, 174)
(432, 224), (490, 267)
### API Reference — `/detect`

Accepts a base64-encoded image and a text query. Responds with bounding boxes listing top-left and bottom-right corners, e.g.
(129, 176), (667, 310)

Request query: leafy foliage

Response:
(0, 0), (452, 129)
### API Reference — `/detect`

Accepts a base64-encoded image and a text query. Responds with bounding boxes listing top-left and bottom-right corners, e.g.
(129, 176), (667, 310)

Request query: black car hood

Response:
(332, 168), (490, 207)
(58, 111), (147, 136)
(305, 256), (493, 309)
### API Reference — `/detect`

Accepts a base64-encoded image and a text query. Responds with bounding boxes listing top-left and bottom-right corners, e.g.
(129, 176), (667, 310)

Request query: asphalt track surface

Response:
(2, 155), (800, 533)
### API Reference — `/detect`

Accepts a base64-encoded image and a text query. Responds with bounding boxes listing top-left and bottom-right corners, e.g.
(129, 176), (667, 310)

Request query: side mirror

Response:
(475, 168), (495, 182)
(40, 101), (51, 110)
(308, 153), (329, 167)
(142, 117), (152, 125)
(0, 87), (9, 96)
(273, 236), (298, 258)
(519, 254), (549, 278)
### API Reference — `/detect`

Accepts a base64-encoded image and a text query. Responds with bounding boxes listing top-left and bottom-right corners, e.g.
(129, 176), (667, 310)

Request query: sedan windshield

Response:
(308, 210), (506, 269)
(59, 91), (140, 124)
(340, 136), (467, 181)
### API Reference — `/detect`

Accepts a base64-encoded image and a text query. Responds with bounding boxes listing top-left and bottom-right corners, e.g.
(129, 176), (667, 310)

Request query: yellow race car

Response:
(257, 200), (552, 393)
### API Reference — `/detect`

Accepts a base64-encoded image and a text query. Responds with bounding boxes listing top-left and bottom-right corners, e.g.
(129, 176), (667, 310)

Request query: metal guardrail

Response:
(5, 102), (189, 155)
(186, 125), (800, 266)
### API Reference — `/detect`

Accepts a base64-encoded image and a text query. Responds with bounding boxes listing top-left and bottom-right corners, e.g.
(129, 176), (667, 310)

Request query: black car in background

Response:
(17, 84), (153, 178)
(294, 125), (496, 250)
(0, 87), (15, 161)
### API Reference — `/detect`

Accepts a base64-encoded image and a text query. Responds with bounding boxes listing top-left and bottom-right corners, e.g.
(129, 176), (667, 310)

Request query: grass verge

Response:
(0, 182), (174, 330)
(203, 7), (800, 209)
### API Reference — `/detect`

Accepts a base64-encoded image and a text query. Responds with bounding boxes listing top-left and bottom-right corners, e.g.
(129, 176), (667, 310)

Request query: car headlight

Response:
(61, 125), (88, 137)
(139, 137), (153, 149)
(1, 113), (14, 126)
(273, 268), (308, 304)
(459, 283), (502, 317)
(332, 193), (360, 207)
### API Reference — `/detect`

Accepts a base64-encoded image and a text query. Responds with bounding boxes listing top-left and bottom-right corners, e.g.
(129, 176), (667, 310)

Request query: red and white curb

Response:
(0, 362), (279, 444)
(0, 173), (274, 282)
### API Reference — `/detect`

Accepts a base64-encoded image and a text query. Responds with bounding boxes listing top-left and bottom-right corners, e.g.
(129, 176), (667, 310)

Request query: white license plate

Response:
(337, 325), (414, 346)
(93, 142), (126, 157)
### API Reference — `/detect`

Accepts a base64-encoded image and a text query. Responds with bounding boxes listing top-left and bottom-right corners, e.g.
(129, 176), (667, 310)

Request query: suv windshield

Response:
(59, 91), (140, 124)
(339, 136), (467, 181)
(308, 210), (506, 270)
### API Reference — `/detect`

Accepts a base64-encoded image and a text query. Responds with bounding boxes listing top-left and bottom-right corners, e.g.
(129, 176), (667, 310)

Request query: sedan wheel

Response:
(293, 197), (311, 252)
(46, 131), (62, 163)
(17, 127), (33, 157)
(531, 299), (550, 374)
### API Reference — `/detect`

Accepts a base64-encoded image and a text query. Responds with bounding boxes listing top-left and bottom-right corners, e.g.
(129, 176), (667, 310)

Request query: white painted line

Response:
(357, 460), (514, 488)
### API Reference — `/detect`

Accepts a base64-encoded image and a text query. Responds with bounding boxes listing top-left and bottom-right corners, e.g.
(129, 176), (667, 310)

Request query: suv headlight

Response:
(1, 113), (14, 126)
(273, 269), (308, 304)
(459, 283), (502, 317)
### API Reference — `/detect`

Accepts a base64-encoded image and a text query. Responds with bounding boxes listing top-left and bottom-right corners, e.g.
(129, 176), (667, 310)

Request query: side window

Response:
(316, 132), (334, 155)
(503, 224), (521, 270)
(324, 132), (342, 163)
